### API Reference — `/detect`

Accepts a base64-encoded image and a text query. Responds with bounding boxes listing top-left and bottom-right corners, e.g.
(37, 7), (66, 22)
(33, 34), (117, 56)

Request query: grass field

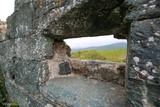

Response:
(71, 49), (127, 63)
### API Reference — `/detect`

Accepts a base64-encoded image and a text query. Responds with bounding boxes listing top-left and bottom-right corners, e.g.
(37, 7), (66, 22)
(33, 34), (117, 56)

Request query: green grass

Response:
(71, 49), (127, 63)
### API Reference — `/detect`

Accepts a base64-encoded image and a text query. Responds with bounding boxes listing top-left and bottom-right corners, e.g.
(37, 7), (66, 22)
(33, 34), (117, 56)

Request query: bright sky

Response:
(0, 0), (15, 21)
(64, 35), (126, 49)
(0, 0), (127, 49)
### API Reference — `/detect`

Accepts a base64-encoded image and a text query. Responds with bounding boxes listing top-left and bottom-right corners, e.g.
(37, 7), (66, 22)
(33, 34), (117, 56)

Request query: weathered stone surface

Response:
(59, 62), (71, 75)
(14, 0), (128, 39)
(44, 0), (126, 39)
(71, 59), (126, 86)
(15, 0), (30, 11)
(4, 59), (50, 107)
(0, 33), (7, 42)
(5, 58), (49, 94)
(40, 77), (125, 107)
(7, 3), (34, 39)
(124, 0), (160, 22)
(0, 64), (8, 105)
(0, 35), (54, 61)
(0, 40), (15, 65)
(127, 18), (160, 107)
(15, 35), (54, 60)
(6, 79), (47, 107)
(0, 19), (13, 104)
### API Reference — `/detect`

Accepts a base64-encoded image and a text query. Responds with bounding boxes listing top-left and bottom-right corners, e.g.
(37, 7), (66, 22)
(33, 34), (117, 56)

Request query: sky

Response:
(0, 0), (127, 49)
(0, 0), (15, 21)
(64, 35), (126, 49)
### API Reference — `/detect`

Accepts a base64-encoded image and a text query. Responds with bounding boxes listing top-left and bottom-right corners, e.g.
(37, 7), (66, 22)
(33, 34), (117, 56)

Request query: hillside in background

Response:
(71, 49), (127, 63)
(72, 42), (127, 52)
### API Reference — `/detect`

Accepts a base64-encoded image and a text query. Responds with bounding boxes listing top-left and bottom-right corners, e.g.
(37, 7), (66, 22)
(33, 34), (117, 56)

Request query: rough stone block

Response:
(124, 0), (160, 22)
(15, 35), (54, 60)
(127, 17), (160, 107)
(0, 40), (15, 60)
(41, 0), (125, 39)
(15, 0), (30, 11)
(58, 62), (71, 75)
(5, 58), (49, 94)
(5, 79), (46, 107)
(40, 77), (125, 107)
(0, 33), (7, 42)
(7, 3), (34, 39)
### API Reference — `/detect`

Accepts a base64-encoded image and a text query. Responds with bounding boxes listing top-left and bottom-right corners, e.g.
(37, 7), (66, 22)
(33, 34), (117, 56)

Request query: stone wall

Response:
(0, 20), (8, 105)
(70, 59), (126, 86)
(0, 0), (160, 107)
(124, 0), (160, 106)
(127, 18), (160, 107)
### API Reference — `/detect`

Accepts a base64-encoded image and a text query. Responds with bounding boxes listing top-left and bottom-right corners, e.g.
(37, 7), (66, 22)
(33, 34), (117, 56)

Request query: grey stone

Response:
(15, 0), (30, 11)
(4, 58), (50, 107)
(0, 58), (15, 104)
(0, 33), (7, 42)
(13, 0), (128, 39)
(40, 77), (125, 107)
(5, 58), (49, 94)
(7, 2), (34, 39)
(41, 0), (126, 39)
(0, 40), (15, 60)
(59, 62), (71, 75)
(124, 0), (160, 22)
(5, 79), (47, 107)
(0, 65), (7, 105)
(127, 18), (160, 107)
(15, 35), (54, 60)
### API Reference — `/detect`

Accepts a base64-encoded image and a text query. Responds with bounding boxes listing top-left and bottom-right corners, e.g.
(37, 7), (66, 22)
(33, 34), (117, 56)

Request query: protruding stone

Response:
(58, 62), (71, 75)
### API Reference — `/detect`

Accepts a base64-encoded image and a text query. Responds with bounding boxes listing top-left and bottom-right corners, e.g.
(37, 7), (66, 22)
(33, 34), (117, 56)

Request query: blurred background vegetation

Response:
(71, 49), (127, 63)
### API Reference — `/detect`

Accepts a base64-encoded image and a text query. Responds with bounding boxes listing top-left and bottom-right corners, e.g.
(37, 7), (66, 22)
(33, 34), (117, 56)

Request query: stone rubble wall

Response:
(70, 59), (126, 86)
(0, 20), (7, 41)
(0, 20), (7, 33)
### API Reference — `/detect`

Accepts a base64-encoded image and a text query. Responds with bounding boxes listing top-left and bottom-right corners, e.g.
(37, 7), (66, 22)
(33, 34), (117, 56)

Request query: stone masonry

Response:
(0, 0), (160, 107)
